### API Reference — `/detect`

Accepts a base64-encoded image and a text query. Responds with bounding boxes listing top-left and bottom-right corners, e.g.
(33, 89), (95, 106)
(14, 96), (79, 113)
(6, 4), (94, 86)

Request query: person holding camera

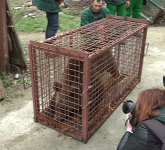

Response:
(117, 87), (165, 150)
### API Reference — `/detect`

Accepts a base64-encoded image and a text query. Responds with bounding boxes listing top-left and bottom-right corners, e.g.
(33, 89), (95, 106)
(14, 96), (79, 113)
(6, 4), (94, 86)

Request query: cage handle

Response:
(81, 85), (93, 109)
(81, 85), (92, 95)
(82, 101), (92, 110)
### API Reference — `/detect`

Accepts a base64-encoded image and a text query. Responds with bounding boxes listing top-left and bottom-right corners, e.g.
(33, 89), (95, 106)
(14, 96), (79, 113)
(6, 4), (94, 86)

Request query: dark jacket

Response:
(117, 107), (165, 150)
(104, 0), (129, 5)
(32, 0), (61, 13)
(81, 6), (111, 26)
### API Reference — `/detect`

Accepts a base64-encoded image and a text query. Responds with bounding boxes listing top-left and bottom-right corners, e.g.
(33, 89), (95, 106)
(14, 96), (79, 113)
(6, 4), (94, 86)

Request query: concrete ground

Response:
(0, 26), (165, 150)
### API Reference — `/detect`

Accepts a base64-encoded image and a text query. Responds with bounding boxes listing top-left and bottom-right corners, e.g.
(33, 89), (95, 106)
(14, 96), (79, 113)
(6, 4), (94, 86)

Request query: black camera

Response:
(122, 100), (137, 127)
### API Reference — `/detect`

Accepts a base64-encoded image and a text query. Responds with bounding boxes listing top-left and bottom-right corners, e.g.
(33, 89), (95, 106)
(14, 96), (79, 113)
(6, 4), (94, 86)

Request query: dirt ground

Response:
(0, 26), (165, 150)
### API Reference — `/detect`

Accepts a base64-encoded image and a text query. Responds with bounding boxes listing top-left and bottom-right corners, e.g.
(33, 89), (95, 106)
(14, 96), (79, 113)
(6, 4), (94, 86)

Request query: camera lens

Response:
(122, 100), (136, 114)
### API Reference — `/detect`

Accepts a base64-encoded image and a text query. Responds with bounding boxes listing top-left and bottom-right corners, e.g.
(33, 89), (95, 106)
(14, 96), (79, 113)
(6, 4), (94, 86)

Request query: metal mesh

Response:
(154, 0), (165, 6)
(87, 31), (144, 137)
(30, 16), (148, 142)
(44, 17), (147, 56)
(142, 1), (161, 21)
(30, 47), (84, 139)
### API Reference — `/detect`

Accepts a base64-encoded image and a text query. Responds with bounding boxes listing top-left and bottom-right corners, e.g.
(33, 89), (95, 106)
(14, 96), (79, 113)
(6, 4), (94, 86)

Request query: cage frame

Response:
(29, 15), (148, 142)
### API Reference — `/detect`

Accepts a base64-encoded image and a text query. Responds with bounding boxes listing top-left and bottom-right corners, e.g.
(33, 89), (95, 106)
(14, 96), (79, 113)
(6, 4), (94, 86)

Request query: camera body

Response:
(122, 100), (137, 127)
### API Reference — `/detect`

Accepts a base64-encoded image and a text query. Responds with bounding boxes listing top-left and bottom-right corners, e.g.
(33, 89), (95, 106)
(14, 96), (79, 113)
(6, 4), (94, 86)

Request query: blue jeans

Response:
(46, 12), (59, 39)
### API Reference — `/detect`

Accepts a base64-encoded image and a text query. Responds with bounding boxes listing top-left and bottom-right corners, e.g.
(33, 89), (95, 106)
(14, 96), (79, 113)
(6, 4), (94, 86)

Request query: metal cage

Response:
(29, 15), (148, 142)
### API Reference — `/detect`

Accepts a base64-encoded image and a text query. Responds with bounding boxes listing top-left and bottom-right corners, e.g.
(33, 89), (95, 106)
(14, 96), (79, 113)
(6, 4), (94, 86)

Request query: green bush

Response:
(0, 72), (12, 88)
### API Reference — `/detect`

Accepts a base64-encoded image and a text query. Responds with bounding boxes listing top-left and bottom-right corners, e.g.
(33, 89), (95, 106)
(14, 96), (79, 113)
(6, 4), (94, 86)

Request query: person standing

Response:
(32, 0), (61, 39)
(126, 0), (143, 19)
(81, 0), (111, 26)
(104, 0), (130, 17)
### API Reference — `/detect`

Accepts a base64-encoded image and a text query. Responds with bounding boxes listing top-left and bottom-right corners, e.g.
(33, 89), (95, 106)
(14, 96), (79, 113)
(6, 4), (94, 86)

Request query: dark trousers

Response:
(46, 12), (59, 39)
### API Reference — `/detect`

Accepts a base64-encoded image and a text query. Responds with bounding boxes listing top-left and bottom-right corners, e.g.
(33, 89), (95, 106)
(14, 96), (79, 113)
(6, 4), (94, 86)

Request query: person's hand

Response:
(125, 113), (133, 132)
(126, 1), (130, 8)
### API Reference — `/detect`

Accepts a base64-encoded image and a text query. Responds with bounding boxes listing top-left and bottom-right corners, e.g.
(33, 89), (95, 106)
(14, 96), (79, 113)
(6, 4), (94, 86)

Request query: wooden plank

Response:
(9, 58), (22, 65)
(0, 0), (9, 72)
(6, 0), (27, 70)
(0, 78), (6, 100)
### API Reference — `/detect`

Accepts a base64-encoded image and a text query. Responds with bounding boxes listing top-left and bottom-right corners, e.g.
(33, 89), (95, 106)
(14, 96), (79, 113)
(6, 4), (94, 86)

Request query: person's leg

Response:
(126, 0), (135, 17)
(106, 3), (117, 15)
(117, 3), (126, 17)
(132, 0), (143, 19)
(46, 12), (59, 39)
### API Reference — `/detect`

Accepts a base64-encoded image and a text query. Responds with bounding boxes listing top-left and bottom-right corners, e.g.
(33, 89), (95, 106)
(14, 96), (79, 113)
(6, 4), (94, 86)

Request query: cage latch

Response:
(144, 42), (149, 55)
(82, 101), (92, 110)
(82, 85), (93, 109)
(81, 85), (92, 95)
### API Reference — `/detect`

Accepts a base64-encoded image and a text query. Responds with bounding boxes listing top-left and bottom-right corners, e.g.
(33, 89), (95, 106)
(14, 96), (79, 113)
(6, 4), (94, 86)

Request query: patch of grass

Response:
(11, 93), (25, 98)
(17, 78), (31, 86)
(59, 14), (81, 32)
(16, 15), (47, 32)
(11, 7), (46, 32)
(9, 0), (24, 4)
(0, 72), (13, 88)
(13, 8), (81, 33)
(62, 8), (83, 16)
(12, 8), (38, 23)
(12, 8), (25, 17)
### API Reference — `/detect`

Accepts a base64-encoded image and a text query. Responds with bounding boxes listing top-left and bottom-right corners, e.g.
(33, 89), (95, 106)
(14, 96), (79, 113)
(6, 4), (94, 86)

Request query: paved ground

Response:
(0, 26), (165, 150)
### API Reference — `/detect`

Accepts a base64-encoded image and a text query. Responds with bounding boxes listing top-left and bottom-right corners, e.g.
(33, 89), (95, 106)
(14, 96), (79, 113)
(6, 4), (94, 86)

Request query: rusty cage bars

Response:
(29, 15), (148, 142)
